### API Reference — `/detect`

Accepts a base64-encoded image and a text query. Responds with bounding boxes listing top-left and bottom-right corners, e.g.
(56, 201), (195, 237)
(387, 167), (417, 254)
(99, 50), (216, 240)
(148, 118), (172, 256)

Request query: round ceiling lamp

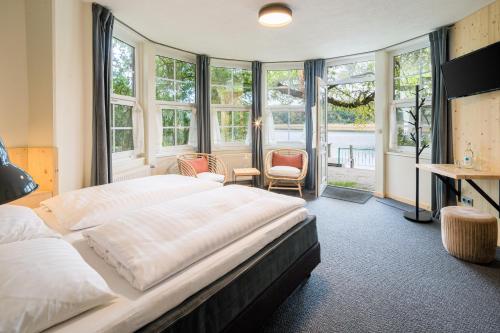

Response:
(258, 3), (292, 27)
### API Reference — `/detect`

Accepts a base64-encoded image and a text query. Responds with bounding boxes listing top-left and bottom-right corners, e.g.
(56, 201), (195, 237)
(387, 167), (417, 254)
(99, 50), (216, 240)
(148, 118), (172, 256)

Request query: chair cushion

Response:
(197, 172), (225, 183)
(272, 152), (303, 169)
(187, 157), (209, 173)
(268, 166), (301, 178)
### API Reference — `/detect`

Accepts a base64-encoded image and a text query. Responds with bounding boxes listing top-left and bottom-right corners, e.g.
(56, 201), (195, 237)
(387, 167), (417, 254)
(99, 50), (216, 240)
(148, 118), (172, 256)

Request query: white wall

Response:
(0, 0), (30, 147)
(53, 0), (93, 192)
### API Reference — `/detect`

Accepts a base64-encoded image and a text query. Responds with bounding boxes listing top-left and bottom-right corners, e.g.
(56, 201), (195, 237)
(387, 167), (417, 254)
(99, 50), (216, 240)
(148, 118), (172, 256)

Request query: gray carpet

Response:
(261, 196), (500, 333)
(322, 186), (372, 204)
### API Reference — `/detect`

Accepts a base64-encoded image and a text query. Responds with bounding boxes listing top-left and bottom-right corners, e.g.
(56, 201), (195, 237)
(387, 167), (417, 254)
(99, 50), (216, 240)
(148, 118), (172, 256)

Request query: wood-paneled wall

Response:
(449, 0), (500, 243)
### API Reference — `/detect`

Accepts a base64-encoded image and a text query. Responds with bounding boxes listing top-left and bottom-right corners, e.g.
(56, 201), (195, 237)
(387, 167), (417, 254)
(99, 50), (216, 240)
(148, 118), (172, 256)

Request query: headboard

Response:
(7, 147), (58, 207)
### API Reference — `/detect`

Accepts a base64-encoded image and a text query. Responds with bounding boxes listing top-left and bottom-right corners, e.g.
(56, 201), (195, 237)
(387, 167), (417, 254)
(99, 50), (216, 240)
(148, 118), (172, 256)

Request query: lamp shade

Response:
(0, 138), (38, 205)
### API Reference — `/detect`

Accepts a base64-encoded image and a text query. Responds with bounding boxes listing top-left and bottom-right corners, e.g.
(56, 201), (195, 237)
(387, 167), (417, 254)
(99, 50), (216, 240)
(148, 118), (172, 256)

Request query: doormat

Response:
(321, 186), (372, 204)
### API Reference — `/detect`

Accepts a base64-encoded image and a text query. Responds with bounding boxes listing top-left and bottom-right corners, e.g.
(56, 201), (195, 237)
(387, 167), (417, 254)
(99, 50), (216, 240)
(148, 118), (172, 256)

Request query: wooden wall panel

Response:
(449, 0), (500, 243)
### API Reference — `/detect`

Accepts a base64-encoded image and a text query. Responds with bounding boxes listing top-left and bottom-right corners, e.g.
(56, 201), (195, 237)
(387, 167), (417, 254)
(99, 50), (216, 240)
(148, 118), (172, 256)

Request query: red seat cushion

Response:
(187, 157), (209, 173)
(272, 152), (303, 169)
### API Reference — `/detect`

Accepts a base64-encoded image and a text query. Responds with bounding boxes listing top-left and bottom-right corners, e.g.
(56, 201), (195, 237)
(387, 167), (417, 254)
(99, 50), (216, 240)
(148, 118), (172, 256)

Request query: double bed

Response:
(3, 175), (320, 333)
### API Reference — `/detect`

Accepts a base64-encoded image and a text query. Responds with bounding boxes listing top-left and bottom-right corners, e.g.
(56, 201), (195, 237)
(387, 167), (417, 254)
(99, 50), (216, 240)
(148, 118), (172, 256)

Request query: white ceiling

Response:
(91, 0), (493, 61)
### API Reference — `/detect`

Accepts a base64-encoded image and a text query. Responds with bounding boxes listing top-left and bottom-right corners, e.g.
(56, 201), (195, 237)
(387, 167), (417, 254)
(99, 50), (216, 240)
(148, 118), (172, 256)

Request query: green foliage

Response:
(328, 180), (358, 188)
(155, 56), (195, 103)
(266, 69), (304, 106)
(393, 47), (431, 99)
(112, 38), (135, 97)
(327, 81), (375, 125)
(211, 67), (252, 106)
(161, 108), (192, 147)
(111, 104), (134, 153)
(217, 110), (249, 143)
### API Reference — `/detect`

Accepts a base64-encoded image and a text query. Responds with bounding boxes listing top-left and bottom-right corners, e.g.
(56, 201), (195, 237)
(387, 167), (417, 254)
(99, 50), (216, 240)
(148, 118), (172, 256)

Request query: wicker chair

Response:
(264, 149), (308, 197)
(177, 153), (228, 184)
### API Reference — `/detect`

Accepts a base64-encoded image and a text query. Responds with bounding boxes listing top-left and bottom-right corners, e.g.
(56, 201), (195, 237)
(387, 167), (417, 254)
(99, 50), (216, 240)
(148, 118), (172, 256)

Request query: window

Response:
(111, 37), (137, 156)
(210, 65), (252, 146)
(155, 54), (196, 151)
(390, 45), (432, 152)
(264, 68), (305, 145)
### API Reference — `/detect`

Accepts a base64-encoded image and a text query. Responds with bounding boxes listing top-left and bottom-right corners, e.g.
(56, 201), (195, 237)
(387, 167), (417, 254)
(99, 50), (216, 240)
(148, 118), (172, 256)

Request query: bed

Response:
(27, 177), (320, 332)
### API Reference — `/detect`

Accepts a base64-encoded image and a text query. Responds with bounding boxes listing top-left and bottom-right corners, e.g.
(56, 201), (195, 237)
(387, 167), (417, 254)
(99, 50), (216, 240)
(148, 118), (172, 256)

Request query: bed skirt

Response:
(137, 215), (320, 333)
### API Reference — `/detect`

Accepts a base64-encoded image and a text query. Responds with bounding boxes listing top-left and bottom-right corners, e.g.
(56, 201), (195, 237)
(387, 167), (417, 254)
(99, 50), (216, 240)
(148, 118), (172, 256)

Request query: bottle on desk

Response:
(463, 142), (474, 169)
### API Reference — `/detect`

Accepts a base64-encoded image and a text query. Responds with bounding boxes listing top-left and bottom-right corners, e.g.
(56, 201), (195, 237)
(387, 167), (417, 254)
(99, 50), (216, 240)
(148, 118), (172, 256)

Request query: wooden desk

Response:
(233, 168), (261, 186)
(417, 164), (500, 215)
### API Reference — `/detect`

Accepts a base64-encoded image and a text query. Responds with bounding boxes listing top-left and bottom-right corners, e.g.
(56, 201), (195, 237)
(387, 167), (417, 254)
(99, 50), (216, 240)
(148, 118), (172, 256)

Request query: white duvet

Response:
(83, 185), (306, 291)
(40, 175), (222, 230)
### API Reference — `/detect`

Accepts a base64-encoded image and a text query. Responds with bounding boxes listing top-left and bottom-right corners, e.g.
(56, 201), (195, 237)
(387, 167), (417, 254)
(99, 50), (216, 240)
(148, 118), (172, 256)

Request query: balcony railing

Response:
(329, 145), (375, 169)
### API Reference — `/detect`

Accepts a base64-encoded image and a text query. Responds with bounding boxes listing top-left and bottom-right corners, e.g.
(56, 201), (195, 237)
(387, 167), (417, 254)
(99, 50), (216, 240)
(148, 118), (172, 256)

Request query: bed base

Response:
(138, 215), (320, 333)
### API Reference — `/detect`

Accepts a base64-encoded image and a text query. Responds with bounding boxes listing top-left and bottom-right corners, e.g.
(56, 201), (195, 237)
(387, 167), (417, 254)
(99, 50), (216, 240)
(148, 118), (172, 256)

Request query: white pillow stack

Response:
(0, 205), (115, 333)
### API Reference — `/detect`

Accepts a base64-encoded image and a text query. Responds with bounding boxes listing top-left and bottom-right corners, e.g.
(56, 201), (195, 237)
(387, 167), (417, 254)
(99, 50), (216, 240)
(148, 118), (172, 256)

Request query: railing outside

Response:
(330, 145), (375, 169)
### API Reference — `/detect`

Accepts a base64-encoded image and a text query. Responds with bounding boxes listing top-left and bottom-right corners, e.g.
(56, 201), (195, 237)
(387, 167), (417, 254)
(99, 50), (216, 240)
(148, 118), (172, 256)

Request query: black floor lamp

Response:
(403, 85), (433, 223)
(0, 137), (38, 205)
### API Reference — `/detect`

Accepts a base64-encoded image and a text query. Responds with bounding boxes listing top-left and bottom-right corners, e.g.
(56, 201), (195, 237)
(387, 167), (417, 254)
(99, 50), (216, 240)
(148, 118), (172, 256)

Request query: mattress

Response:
(36, 207), (309, 333)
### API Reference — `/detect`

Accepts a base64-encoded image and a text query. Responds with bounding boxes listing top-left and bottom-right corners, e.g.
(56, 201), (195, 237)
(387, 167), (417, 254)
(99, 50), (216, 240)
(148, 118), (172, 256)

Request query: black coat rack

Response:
(403, 85), (433, 223)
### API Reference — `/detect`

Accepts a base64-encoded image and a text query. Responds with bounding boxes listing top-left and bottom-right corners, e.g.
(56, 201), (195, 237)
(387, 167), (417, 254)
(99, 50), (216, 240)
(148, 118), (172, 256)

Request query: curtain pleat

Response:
(251, 61), (264, 187)
(196, 55), (211, 153)
(91, 3), (114, 185)
(430, 27), (456, 218)
(304, 59), (325, 191)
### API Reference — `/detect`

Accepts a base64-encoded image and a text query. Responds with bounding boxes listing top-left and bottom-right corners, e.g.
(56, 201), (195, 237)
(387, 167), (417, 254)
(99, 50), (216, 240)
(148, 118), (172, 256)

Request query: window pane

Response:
(162, 109), (175, 127)
(176, 128), (190, 145)
(272, 111), (288, 125)
(267, 88), (290, 105)
(113, 129), (133, 152)
(219, 111), (232, 126)
(234, 127), (248, 142)
(176, 81), (195, 103)
(211, 67), (232, 85)
(328, 61), (375, 83)
(267, 69), (304, 105)
(267, 70), (289, 87)
(221, 127), (233, 142)
(176, 109), (191, 127)
(290, 111), (305, 125)
(113, 104), (133, 127)
(393, 47), (431, 100)
(395, 106), (432, 148)
(211, 85), (232, 104)
(233, 111), (249, 127)
(156, 80), (175, 101)
(155, 56), (174, 79)
(176, 60), (195, 82)
(162, 128), (175, 147)
(112, 38), (135, 96)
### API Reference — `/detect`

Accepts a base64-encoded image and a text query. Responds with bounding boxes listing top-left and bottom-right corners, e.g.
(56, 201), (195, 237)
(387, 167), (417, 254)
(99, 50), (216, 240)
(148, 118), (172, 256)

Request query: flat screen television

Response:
(441, 41), (500, 99)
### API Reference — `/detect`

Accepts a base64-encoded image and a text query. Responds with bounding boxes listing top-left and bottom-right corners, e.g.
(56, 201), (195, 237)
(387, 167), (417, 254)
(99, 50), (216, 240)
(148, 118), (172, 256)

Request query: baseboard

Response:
(384, 193), (431, 211)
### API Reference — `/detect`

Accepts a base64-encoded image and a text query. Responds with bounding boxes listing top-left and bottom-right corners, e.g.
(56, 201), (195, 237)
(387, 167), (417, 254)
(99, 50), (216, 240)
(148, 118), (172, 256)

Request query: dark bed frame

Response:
(137, 215), (320, 333)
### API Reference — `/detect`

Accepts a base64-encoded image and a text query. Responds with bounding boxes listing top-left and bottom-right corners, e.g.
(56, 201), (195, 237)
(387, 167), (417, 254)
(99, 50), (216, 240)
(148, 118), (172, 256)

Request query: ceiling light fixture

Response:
(258, 3), (292, 28)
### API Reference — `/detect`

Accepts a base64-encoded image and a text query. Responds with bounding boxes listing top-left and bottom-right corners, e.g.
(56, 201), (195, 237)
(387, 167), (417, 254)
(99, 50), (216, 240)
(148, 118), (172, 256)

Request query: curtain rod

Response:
(115, 17), (447, 63)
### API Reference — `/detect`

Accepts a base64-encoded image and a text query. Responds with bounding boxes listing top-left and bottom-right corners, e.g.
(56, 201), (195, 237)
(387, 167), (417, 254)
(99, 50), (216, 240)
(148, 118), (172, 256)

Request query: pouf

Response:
(441, 206), (498, 264)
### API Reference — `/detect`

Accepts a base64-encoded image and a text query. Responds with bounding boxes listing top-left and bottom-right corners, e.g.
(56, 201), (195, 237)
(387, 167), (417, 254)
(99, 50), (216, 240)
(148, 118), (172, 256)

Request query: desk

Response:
(417, 164), (500, 215)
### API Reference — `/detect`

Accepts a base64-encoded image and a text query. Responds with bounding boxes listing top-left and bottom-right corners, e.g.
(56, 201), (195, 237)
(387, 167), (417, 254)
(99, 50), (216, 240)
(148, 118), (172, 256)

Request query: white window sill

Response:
(113, 156), (146, 173)
(156, 146), (196, 158)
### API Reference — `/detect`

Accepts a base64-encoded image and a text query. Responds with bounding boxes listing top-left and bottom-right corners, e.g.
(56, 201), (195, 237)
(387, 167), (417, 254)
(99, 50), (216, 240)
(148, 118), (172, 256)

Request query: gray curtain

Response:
(196, 55), (211, 154)
(251, 61), (264, 187)
(304, 59), (325, 191)
(430, 27), (456, 218)
(91, 3), (114, 185)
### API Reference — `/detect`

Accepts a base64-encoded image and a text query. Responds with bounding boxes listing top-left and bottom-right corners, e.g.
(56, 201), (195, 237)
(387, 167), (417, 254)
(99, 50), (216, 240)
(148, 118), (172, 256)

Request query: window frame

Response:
(111, 28), (141, 160)
(155, 46), (197, 155)
(262, 62), (306, 148)
(210, 59), (252, 151)
(388, 40), (432, 155)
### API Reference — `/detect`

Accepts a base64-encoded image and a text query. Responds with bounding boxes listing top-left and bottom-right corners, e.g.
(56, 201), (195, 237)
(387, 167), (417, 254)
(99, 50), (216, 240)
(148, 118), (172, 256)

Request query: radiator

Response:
(113, 165), (152, 182)
(216, 152), (252, 182)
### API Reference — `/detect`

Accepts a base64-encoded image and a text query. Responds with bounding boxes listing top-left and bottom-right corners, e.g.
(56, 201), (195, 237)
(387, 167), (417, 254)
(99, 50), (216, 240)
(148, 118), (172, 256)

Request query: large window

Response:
(264, 67), (305, 145)
(155, 54), (196, 151)
(210, 65), (252, 146)
(111, 37), (136, 156)
(390, 46), (432, 152)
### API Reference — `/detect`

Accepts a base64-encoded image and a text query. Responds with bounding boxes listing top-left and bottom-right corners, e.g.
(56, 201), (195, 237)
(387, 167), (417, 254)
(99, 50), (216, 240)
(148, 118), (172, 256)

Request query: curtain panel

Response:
(251, 61), (264, 187)
(91, 3), (114, 185)
(304, 59), (325, 191)
(430, 27), (456, 218)
(196, 55), (211, 154)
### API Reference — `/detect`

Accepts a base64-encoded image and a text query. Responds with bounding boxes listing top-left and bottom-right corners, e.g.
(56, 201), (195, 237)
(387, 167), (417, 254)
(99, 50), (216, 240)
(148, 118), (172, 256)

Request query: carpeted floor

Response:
(260, 196), (500, 333)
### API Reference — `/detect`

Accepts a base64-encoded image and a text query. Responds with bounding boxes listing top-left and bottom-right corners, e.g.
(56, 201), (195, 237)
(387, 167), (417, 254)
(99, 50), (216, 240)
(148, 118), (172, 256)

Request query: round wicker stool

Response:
(441, 206), (498, 264)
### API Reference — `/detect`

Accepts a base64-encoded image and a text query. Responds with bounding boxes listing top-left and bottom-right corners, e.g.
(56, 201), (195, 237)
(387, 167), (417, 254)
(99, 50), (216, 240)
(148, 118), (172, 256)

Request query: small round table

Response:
(233, 168), (261, 186)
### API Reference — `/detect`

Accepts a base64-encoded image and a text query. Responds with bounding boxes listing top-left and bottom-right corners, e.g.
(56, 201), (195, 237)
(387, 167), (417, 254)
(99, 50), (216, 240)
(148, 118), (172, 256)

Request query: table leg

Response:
(465, 179), (500, 215)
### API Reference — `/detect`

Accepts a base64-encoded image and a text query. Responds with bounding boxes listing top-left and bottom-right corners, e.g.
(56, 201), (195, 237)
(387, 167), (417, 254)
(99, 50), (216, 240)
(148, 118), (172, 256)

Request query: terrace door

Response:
(315, 78), (328, 197)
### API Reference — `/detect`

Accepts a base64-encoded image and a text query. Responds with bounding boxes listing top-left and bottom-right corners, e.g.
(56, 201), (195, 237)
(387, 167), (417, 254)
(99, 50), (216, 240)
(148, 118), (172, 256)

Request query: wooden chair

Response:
(264, 149), (308, 197)
(177, 153), (228, 184)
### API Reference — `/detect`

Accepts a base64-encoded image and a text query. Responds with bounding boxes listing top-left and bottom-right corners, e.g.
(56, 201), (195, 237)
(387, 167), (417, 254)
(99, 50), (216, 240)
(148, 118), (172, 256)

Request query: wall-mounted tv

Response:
(441, 41), (500, 99)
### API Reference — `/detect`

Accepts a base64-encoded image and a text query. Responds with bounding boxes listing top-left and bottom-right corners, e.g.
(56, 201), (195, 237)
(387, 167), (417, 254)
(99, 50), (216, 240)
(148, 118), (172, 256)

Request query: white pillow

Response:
(268, 165), (302, 178)
(0, 205), (60, 244)
(197, 172), (225, 183)
(0, 238), (115, 333)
